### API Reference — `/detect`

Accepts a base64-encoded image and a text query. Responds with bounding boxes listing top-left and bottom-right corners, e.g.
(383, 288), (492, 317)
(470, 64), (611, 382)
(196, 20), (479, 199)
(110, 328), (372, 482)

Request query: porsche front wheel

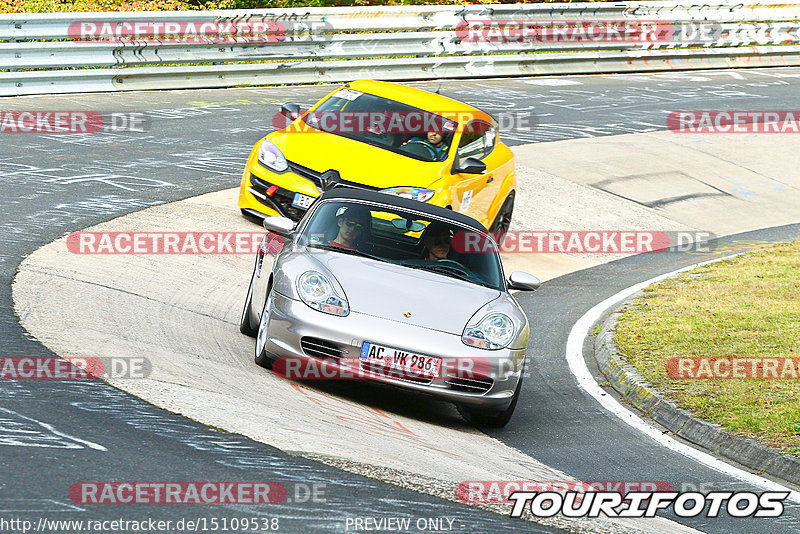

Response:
(239, 271), (257, 336)
(254, 286), (275, 369)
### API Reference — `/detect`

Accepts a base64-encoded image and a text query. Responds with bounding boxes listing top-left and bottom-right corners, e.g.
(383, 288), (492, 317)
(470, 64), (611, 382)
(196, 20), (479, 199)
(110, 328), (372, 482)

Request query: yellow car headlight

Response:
(380, 187), (435, 202)
(258, 139), (288, 173)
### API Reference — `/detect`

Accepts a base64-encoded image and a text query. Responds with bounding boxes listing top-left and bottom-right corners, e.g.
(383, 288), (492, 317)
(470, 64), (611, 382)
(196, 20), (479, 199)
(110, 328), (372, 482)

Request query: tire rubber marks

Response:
(290, 383), (460, 458)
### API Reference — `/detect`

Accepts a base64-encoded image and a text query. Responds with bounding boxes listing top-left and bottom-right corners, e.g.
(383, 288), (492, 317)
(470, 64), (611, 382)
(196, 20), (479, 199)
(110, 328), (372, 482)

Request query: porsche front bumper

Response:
(263, 291), (525, 410)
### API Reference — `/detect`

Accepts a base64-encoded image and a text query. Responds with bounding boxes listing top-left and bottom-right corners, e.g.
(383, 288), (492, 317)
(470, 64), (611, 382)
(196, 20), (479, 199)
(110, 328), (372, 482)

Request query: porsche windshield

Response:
(302, 89), (457, 163)
(301, 200), (504, 290)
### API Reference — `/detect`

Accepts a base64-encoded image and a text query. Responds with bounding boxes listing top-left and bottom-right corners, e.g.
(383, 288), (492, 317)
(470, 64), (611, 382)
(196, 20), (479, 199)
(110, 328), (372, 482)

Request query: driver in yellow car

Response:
(403, 130), (449, 161)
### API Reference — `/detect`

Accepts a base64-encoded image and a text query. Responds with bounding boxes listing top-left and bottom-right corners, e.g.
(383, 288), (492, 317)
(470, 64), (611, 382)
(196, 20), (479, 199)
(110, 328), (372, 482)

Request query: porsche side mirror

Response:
(280, 103), (302, 121)
(263, 216), (295, 237)
(508, 271), (541, 291)
(452, 157), (487, 175)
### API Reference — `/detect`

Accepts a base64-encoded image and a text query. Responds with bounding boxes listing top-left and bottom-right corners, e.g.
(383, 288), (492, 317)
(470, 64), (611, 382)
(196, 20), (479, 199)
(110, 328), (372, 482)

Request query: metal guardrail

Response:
(1, 1), (800, 96)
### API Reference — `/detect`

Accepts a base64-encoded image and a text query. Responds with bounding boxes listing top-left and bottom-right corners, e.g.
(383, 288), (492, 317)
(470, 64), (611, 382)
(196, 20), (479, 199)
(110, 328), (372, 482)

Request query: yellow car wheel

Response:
(489, 193), (514, 236)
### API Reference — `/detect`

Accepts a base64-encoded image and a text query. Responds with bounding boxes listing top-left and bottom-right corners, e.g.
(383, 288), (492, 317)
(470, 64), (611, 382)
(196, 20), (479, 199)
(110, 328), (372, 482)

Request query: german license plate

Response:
(359, 342), (442, 378)
(292, 192), (315, 209)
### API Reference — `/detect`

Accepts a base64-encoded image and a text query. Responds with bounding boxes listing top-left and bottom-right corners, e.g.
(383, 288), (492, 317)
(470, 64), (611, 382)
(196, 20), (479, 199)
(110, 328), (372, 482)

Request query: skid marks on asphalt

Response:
(291, 384), (461, 459)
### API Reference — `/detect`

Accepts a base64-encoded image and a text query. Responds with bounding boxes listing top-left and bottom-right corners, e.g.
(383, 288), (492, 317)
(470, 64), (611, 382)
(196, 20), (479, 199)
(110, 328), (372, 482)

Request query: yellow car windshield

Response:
(302, 89), (457, 163)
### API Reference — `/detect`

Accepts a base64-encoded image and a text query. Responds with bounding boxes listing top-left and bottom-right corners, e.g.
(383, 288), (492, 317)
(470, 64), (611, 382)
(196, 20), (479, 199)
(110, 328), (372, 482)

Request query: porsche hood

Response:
(311, 251), (501, 335)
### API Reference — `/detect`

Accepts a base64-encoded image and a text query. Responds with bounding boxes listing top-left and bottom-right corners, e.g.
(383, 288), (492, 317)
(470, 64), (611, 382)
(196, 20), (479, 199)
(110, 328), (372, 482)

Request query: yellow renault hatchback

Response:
(238, 80), (516, 233)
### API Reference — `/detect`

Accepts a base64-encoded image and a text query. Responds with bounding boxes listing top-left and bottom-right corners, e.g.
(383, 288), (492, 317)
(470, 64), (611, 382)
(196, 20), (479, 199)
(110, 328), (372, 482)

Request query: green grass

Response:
(615, 240), (800, 455)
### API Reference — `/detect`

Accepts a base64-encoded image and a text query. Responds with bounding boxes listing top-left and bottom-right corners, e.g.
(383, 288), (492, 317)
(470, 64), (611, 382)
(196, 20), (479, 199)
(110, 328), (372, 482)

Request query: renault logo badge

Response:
(403, 312), (412, 318)
(319, 170), (341, 191)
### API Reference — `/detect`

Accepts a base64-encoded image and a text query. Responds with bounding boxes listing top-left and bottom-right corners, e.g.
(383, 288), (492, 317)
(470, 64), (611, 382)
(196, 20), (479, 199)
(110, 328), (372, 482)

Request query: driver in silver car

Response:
(422, 222), (454, 261)
(328, 205), (370, 250)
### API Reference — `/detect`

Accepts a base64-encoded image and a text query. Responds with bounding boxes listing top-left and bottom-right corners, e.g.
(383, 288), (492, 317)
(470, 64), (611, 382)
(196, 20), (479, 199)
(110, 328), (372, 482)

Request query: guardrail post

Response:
(9, 22), (21, 72)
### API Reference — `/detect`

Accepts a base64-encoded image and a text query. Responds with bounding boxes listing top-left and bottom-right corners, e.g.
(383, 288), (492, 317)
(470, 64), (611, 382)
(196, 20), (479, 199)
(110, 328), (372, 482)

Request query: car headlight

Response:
(258, 139), (288, 172)
(296, 271), (349, 316)
(462, 313), (515, 350)
(380, 187), (435, 202)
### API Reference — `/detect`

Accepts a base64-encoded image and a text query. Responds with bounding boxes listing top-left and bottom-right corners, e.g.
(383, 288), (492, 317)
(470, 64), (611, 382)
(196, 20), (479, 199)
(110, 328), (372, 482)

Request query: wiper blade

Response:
(426, 264), (474, 282)
(402, 263), (476, 284)
(307, 243), (385, 262)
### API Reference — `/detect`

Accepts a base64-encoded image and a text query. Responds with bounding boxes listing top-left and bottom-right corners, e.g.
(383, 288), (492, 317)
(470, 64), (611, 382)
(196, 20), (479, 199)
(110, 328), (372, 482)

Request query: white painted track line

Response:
(565, 255), (800, 504)
(0, 407), (108, 451)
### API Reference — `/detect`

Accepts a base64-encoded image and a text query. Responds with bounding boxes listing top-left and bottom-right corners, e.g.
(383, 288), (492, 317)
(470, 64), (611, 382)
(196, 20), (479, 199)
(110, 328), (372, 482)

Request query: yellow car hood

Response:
(269, 129), (442, 189)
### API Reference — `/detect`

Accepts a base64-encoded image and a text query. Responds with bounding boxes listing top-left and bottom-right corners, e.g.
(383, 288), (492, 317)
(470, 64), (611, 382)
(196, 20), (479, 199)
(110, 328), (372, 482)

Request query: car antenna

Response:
(434, 82), (442, 94)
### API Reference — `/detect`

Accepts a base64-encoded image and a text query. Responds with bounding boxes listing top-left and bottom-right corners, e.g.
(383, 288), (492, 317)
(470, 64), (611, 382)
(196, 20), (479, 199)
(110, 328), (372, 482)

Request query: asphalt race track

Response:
(3, 68), (800, 533)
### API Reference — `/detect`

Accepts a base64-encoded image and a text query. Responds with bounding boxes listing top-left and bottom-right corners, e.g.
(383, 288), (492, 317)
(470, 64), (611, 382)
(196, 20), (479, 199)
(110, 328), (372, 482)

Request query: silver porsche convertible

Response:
(239, 188), (540, 426)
